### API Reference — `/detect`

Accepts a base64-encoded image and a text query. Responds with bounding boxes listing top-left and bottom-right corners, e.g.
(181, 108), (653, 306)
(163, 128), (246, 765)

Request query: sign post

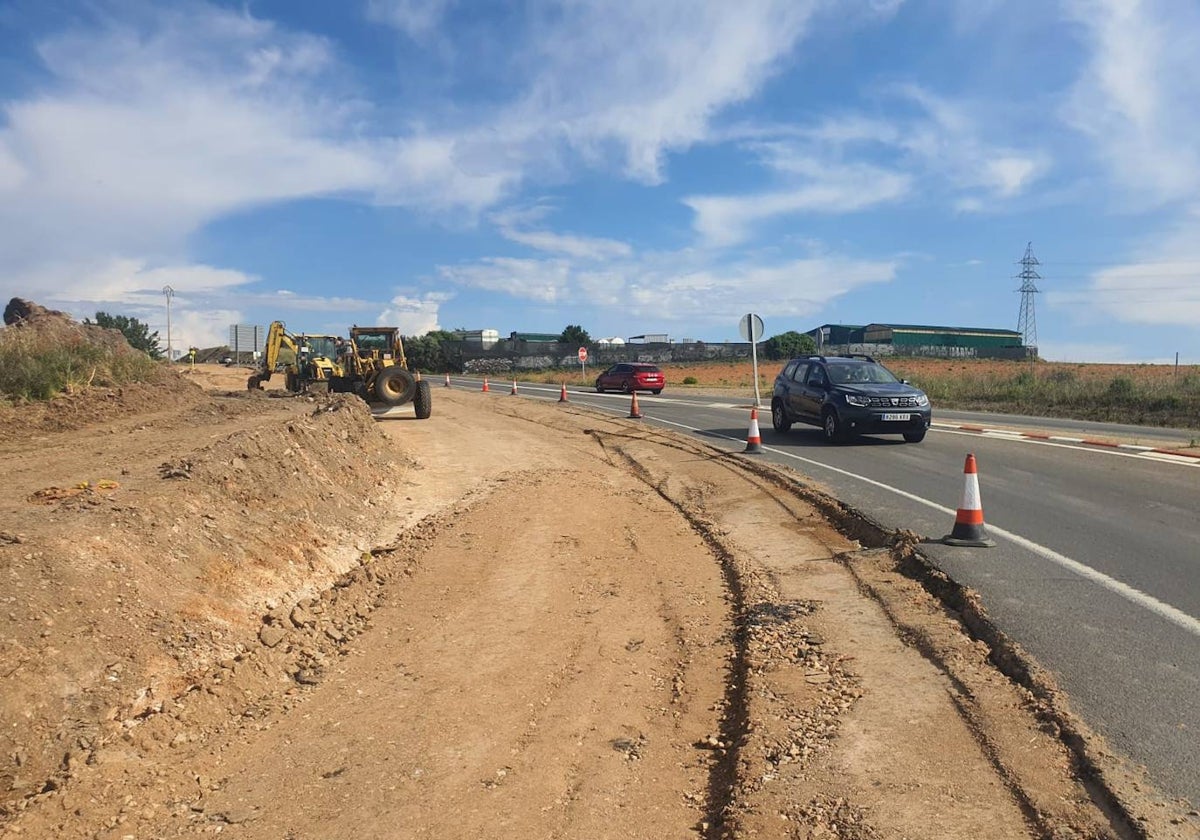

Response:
(578, 346), (588, 377)
(738, 313), (765, 407)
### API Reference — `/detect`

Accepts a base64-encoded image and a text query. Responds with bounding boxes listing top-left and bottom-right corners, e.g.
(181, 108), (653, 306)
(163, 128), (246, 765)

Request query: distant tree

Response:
(763, 330), (816, 360)
(559, 324), (592, 346)
(84, 311), (163, 359)
(403, 329), (460, 372)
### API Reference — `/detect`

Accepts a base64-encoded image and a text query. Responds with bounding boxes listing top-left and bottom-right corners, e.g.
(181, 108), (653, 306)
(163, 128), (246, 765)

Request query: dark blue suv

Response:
(770, 355), (931, 443)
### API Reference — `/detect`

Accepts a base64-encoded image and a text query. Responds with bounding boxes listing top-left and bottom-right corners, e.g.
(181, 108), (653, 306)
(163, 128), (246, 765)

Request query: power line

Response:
(1039, 259), (1200, 267)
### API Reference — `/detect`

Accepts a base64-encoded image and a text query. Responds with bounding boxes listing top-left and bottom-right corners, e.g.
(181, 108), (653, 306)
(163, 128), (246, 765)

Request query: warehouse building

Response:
(807, 323), (1026, 359)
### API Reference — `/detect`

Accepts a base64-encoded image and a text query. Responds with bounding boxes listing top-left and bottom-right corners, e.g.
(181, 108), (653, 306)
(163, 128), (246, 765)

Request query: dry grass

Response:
(536, 358), (1200, 430)
(0, 319), (159, 403)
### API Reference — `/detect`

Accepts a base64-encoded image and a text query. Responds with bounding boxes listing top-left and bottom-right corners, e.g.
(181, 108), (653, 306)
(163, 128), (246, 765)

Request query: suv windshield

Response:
(827, 362), (899, 385)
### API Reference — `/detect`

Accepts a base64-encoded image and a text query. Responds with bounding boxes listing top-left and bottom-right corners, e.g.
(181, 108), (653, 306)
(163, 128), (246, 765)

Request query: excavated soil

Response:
(0, 364), (1195, 839)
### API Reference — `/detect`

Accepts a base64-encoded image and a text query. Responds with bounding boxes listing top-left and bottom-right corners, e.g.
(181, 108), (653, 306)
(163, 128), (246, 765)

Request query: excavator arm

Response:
(247, 320), (298, 390)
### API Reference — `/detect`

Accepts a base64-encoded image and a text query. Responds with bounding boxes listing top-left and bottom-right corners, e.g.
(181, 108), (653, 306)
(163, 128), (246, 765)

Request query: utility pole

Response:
(162, 285), (174, 362)
(1015, 243), (1040, 359)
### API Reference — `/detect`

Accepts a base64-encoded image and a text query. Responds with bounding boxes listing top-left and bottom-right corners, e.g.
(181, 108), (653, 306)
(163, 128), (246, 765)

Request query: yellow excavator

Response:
(246, 321), (342, 394)
(248, 321), (432, 419)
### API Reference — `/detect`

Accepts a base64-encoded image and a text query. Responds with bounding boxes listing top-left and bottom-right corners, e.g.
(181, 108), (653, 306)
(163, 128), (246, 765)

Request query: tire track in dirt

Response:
(5, 387), (1192, 838)
(530, 409), (1150, 838)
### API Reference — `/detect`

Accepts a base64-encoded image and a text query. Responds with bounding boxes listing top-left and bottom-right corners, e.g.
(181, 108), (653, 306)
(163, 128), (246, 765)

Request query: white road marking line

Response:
(1139, 452), (1200, 465)
(934, 428), (1200, 466)
(643, 416), (1200, 639)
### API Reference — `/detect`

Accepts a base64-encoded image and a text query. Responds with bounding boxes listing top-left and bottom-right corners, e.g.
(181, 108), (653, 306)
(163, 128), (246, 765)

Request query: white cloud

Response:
(500, 228), (633, 260)
(0, 141), (26, 191)
(376, 135), (520, 215)
(366, 0), (456, 39)
(0, 4), (386, 325)
(15, 257), (258, 352)
(505, 0), (821, 184)
(697, 85), (1049, 245)
(891, 85), (1049, 204)
(1062, 0), (1200, 204)
(685, 159), (911, 246)
(1046, 205), (1200, 329)
(490, 206), (632, 259)
(378, 291), (452, 335)
(434, 242), (897, 327)
(625, 254), (898, 322)
(981, 156), (1041, 198)
(439, 257), (572, 303)
(166, 307), (245, 355)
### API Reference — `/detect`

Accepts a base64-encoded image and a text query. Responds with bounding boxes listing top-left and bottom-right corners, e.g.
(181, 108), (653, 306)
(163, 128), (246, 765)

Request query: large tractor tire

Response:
(413, 379), (432, 419)
(373, 367), (417, 406)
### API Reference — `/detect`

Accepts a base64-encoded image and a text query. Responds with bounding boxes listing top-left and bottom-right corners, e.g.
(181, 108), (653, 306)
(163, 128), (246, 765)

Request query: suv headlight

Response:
(914, 393), (929, 406)
(845, 394), (870, 407)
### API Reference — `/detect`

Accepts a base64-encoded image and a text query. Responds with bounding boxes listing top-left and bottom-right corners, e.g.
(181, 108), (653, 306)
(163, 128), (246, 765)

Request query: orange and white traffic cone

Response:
(482, 377), (489, 392)
(942, 454), (996, 547)
(743, 408), (763, 453)
(628, 391), (643, 419)
(510, 379), (518, 395)
(444, 372), (451, 388)
(558, 382), (569, 403)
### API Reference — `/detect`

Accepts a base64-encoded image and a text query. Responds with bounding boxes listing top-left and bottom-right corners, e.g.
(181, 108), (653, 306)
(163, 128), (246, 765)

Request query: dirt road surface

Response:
(1, 365), (1195, 839)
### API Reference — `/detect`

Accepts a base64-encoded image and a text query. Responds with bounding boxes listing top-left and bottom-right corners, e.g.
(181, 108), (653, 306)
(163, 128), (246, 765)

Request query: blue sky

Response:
(1, 0), (1198, 363)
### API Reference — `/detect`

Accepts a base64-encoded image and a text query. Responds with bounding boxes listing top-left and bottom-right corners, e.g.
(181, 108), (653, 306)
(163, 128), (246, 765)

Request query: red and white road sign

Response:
(577, 347), (588, 362)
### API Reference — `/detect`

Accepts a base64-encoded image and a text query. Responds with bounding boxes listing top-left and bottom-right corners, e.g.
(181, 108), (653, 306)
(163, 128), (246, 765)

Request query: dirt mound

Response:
(2, 296), (122, 352)
(0, 296), (209, 430)
(3, 297), (71, 326)
(0, 389), (416, 819)
(0, 373), (208, 437)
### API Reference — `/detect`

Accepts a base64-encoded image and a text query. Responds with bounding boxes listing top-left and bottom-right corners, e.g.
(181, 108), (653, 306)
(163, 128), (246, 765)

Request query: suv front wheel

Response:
(771, 399), (791, 433)
(822, 409), (846, 443)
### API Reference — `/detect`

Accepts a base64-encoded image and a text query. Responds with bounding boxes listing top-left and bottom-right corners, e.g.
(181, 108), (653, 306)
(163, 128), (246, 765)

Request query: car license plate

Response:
(881, 413), (911, 421)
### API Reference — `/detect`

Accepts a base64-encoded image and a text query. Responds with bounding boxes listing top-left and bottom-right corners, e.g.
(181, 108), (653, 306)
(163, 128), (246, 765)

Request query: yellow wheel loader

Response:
(330, 326), (432, 419)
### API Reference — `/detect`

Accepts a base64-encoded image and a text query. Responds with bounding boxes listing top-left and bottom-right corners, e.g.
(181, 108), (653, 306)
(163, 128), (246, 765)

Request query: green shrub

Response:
(1106, 376), (1134, 396)
(682, 376), (698, 385)
(0, 323), (158, 403)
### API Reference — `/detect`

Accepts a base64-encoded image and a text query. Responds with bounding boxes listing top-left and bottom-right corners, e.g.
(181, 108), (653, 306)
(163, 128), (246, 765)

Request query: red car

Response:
(595, 363), (665, 394)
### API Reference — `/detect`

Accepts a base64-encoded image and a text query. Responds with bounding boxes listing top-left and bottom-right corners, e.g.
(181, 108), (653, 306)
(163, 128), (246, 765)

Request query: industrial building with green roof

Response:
(806, 323), (1027, 358)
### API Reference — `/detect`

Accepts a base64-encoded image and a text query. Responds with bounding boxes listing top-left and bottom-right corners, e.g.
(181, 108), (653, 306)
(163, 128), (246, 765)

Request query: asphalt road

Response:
(450, 377), (1200, 808)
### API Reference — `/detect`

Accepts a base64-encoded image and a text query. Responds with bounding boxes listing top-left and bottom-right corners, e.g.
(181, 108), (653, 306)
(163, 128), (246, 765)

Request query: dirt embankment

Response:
(0, 365), (1195, 839)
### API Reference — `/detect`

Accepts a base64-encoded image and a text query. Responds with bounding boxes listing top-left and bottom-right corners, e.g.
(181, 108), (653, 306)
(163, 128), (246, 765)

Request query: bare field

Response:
(2, 364), (1196, 837)
(658, 357), (1199, 389)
